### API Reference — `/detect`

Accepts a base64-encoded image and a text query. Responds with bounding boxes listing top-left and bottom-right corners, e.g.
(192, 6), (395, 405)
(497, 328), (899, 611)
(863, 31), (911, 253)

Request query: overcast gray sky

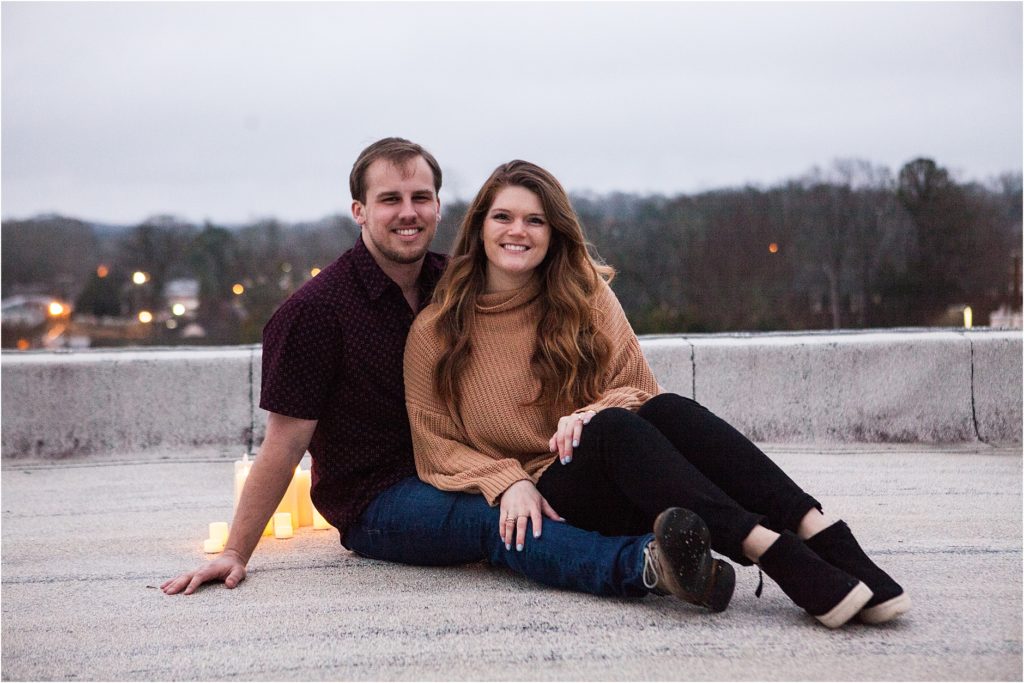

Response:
(2, 1), (1021, 225)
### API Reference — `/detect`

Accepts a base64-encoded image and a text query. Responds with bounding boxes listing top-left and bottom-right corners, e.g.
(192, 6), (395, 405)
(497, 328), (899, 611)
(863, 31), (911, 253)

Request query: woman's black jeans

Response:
(536, 393), (821, 565)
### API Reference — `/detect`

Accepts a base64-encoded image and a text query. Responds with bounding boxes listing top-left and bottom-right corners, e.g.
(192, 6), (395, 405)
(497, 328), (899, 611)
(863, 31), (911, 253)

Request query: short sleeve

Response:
(259, 297), (343, 420)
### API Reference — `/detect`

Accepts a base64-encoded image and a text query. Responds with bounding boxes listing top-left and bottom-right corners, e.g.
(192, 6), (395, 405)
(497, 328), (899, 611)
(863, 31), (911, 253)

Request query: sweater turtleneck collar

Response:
(476, 276), (542, 314)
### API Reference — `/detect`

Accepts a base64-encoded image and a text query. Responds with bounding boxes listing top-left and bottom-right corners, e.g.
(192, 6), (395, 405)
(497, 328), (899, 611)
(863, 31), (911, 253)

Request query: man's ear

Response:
(352, 200), (366, 227)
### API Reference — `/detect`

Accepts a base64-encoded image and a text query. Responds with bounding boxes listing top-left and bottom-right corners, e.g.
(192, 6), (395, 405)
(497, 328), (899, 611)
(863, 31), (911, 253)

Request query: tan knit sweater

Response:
(404, 276), (659, 506)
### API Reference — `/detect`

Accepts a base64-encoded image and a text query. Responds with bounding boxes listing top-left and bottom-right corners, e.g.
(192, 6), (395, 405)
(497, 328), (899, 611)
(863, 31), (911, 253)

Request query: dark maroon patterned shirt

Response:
(260, 235), (447, 538)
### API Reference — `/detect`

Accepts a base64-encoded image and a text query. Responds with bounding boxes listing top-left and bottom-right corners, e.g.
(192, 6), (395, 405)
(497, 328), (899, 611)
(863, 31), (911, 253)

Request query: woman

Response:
(404, 161), (909, 628)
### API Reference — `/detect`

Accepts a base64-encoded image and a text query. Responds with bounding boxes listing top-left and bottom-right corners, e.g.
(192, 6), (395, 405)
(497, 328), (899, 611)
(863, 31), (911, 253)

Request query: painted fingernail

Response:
(533, 531), (541, 538)
(505, 543), (511, 551)
(572, 440), (579, 447)
(516, 544), (524, 552)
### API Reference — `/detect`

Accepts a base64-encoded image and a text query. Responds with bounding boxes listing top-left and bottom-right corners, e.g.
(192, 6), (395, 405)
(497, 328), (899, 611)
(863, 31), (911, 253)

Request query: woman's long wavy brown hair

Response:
(430, 160), (614, 410)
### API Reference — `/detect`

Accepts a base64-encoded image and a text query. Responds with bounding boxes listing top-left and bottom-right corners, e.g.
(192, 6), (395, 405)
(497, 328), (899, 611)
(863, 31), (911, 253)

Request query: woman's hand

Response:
(499, 480), (563, 551)
(548, 410), (597, 464)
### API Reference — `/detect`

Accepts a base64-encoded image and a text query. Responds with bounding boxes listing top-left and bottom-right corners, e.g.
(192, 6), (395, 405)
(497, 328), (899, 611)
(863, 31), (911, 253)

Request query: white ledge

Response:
(2, 330), (1020, 458)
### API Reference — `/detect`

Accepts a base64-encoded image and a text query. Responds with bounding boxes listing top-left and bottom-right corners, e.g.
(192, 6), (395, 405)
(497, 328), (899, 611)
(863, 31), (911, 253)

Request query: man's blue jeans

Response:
(342, 477), (652, 597)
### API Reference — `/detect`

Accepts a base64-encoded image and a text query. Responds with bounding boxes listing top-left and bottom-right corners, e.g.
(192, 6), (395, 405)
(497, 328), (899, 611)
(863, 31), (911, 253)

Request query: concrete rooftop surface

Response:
(2, 443), (1021, 681)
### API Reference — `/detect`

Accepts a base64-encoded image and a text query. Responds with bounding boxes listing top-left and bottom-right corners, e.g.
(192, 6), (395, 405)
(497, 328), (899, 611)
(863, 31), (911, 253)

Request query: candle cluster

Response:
(203, 453), (334, 553)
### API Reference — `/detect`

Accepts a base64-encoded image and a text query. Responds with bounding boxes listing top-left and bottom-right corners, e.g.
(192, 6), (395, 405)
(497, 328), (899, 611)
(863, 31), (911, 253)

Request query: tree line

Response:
(2, 157), (1020, 346)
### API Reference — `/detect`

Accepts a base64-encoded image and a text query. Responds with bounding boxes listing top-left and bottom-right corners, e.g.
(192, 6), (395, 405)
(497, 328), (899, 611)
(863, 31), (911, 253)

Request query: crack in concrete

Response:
(967, 335), (987, 444)
(685, 336), (697, 400)
(247, 348), (256, 454)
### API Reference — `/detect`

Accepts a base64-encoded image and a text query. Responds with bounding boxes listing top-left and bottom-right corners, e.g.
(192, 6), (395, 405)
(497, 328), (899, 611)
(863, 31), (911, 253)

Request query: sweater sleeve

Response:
(404, 313), (532, 506)
(575, 280), (660, 414)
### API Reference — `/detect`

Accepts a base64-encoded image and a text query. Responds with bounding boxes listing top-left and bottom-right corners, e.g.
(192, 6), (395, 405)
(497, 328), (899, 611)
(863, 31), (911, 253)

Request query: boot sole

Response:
(653, 508), (735, 613)
(859, 592), (911, 624)
(704, 559), (735, 613)
(815, 581), (873, 629)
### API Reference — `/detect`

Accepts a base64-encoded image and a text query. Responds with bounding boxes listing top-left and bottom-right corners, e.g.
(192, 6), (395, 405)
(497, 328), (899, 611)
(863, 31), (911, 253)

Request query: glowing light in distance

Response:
(48, 302), (65, 316)
(963, 306), (973, 329)
(172, 304), (186, 316)
(97, 265), (109, 278)
(132, 271), (148, 285)
(16, 339), (29, 351)
(138, 311), (153, 324)
(768, 243), (779, 254)
(310, 267), (321, 277)
(232, 284), (245, 295)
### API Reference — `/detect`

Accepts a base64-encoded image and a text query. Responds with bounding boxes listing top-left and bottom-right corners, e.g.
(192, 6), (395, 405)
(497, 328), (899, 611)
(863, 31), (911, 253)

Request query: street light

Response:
(48, 302), (65, 316)
(232, 283), (245, 296)
(132, 271), (149, 285)
(138, 311), (153, 324)
(172, 304), (186, 316)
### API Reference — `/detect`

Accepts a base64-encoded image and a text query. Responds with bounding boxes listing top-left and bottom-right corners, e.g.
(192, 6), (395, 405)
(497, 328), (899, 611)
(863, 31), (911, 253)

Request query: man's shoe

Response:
(757, 531), (873, 629)
(642, 507), (735, 612)
(805, 520), (910, 624)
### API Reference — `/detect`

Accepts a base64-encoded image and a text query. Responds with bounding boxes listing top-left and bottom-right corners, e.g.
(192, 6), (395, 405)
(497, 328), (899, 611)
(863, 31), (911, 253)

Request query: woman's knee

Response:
(586, 406), (641, 434)
(638, 392), (707, 427)
(582, 406), (684, 464)
(577, 407), (648, 460)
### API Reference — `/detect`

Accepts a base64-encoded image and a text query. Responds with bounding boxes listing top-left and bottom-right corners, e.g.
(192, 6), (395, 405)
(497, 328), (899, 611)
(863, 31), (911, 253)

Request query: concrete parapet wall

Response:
(2, 330), (1020, 458)
(2, 347), (259, 458)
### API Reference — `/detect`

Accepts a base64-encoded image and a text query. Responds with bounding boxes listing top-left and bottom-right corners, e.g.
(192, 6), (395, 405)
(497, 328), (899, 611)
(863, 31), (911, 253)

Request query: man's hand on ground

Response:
(161, 550), (247, 595)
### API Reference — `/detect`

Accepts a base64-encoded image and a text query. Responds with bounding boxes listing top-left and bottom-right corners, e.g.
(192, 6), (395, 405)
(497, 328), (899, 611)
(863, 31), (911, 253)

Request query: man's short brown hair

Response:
(349, 137), (443, 204)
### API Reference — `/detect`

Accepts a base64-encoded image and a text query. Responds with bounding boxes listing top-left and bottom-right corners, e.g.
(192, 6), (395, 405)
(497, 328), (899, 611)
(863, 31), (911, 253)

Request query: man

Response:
(162, 137), (727, 609)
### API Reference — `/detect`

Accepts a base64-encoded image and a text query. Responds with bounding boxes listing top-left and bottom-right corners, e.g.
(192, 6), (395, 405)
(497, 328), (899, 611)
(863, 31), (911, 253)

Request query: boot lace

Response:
(642, 542), (661, 590)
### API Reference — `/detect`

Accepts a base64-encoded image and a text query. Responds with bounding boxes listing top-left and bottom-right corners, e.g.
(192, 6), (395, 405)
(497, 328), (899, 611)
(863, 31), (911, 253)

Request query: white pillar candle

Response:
(203, 538), (224, 554)
(208, 522), (229, 546)
(233, 453), (251, 514)
(296, 467), (313, 527)
(313, 508), (332, 530)
(273, 512), (294, 539)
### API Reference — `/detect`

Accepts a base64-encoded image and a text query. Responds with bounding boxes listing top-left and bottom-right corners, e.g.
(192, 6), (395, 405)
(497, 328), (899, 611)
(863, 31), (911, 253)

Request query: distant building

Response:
(2, 296), (54, 328)
(989, 305), (1022, 329)
(1, 295), (73, 349)
(164, 278), (200, 314)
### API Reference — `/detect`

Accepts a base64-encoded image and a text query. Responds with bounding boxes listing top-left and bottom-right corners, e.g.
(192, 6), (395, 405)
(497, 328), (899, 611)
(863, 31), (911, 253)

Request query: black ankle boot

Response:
(757, 531), (873, 629)
(805, 520), (910, 624)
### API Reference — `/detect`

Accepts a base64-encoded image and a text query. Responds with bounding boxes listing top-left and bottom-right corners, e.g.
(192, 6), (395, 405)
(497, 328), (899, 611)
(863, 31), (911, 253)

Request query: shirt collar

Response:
(352, 234), (447, 306)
